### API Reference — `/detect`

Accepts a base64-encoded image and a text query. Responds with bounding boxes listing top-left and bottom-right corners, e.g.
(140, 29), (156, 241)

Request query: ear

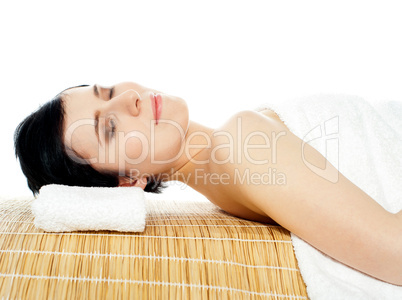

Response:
(118, 176), (148, 190)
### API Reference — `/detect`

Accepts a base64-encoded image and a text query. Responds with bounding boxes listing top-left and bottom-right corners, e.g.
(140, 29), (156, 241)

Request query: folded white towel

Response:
(31, 184), (146, 232)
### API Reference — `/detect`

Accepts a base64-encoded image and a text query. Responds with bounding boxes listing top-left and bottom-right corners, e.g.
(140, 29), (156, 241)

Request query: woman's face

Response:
(62, 82), (189, 185)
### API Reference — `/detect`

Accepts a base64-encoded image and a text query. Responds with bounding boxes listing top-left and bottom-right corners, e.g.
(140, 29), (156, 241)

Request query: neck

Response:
(164, 120), (215, 193)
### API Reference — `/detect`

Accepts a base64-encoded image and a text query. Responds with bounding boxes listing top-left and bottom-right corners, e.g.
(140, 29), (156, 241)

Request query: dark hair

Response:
(14, 86), (167, 195)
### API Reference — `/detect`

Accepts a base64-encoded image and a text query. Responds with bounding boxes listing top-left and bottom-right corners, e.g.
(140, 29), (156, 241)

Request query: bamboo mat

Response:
(0, 195), (308, 300)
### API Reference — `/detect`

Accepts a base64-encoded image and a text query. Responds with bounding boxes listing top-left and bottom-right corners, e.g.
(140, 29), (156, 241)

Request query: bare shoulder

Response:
(208, 109), (293, 215)
(211, 109), (286, 165)
(240, 120), (402, 283)
(215, 109), (285, 135)
(218, 109), (266, 126)
(210, 109), (402, 284)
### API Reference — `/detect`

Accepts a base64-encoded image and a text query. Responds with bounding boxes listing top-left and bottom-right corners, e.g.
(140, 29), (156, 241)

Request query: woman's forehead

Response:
(62, 85), (96, 115)
(62, 85), (98, 155)
(62, 84), (92, 100)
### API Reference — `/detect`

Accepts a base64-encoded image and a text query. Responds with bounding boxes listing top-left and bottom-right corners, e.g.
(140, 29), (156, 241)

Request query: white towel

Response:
(31, 184), (146, 232)
(254, 94), (402, 299)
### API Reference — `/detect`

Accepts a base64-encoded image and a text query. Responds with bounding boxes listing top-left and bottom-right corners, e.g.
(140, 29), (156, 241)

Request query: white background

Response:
(1, 0), (401, 198)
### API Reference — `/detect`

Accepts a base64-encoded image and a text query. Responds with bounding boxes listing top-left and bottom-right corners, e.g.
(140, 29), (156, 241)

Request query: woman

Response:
(14, 81), (402, 286)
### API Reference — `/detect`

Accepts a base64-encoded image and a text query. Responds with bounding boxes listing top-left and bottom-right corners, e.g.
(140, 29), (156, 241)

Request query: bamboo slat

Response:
(0, 196), (308, 299)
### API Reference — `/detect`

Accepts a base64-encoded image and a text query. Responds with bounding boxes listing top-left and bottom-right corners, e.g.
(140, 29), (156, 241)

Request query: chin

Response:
(165, 96), (189, 126)
(176, 99), (190, 132)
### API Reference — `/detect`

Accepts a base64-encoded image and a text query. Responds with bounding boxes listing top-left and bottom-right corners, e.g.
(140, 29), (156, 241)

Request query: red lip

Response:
(150, 93), (162, 125)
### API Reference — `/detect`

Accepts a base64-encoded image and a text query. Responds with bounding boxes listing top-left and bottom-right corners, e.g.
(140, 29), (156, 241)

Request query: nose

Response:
(109, 89), (141, 116)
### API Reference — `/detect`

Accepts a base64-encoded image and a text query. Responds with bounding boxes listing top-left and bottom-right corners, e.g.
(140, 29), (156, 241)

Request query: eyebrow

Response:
(93, 85), (102, 146)
(93, 84), (100, 98)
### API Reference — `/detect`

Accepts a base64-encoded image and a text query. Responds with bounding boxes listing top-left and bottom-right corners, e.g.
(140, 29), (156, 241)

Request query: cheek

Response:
(107, 133), (150, 176)
(68, 126), (99, 161)
(154, 130), (182, 161)
(121, 132), (150, 163)
(164, 97), (189, 136)
(153, 106), (189, 161)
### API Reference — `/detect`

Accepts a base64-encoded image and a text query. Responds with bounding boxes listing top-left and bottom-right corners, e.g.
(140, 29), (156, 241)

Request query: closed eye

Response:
(109, 87), (115, 99)
(109, 119), (116, 136)
(106, 117), (117, 140)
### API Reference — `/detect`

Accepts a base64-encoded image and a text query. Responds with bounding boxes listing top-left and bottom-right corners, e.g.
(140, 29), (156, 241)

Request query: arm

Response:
(247, 110), (402, 285)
